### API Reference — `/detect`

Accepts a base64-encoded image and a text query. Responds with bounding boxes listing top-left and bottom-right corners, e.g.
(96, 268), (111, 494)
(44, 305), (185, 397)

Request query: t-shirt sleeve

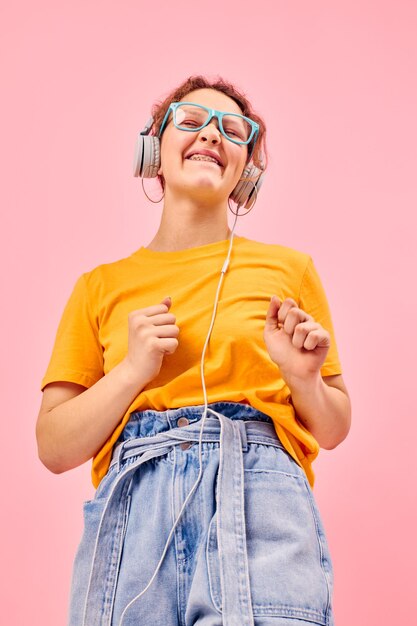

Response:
(40, 273), (104, 391)
(298, 256), (342, 376)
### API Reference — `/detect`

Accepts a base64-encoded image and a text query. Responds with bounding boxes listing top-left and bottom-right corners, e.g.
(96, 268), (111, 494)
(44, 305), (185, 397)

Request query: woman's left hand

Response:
(263, 296), (330, 385)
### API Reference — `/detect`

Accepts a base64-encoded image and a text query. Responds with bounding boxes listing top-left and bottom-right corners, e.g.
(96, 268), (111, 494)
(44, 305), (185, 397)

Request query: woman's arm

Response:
(36, 296), (179, 474)
(36, 359), (147, 474)
(264, 296), (352, 450)
(288, 373), (351, 449)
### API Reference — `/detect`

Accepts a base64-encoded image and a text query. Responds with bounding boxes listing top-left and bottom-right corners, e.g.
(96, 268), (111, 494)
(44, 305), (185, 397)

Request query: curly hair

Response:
(150, 75), (268, 191)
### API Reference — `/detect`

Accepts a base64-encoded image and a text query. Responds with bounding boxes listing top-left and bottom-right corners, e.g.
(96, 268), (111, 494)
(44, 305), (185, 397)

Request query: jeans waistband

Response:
(117, 401), (277, 442)
(110, 402), (283, 471)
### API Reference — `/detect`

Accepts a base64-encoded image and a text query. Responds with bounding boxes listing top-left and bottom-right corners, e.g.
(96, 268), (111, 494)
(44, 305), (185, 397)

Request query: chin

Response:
(181, 172), (219, 190)
(168, 172), (226, 200)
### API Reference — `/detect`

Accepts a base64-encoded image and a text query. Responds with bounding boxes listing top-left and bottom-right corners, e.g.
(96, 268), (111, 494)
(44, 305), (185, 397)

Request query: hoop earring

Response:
(141, 177), (164, 204)
(228, 185), (258, 216)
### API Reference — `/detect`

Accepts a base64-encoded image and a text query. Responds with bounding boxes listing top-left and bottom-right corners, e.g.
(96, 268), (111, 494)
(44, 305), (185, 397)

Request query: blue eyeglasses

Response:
(158, 102), (259, 158)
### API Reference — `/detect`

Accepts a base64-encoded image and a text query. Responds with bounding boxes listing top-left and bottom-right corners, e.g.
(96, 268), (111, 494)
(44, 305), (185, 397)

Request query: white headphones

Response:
(133, 116), (265, 210)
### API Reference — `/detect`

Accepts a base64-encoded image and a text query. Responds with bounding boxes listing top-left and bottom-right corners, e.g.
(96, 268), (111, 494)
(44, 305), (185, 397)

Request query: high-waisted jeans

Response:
(67, 402), (335, 626)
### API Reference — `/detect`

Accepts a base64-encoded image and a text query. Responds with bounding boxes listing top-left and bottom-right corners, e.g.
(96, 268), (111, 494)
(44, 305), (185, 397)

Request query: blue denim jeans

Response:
(67, 402), (335, 626)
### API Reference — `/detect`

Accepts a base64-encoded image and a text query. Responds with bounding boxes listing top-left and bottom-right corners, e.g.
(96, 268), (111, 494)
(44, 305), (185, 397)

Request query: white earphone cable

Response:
(118, 207), (241, 625)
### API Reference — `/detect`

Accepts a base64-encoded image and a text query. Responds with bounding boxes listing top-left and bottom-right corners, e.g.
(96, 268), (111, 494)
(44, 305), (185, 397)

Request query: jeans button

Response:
(180, 442), (192, 451)
(178, 417), (189, 428)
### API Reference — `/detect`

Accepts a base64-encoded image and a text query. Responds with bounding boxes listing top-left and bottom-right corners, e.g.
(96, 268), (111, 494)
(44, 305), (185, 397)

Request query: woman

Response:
(37, 75), (351, 626)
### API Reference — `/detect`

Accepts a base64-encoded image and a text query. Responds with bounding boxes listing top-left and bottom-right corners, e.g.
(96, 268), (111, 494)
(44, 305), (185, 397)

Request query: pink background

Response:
(1, 1), (416, 623)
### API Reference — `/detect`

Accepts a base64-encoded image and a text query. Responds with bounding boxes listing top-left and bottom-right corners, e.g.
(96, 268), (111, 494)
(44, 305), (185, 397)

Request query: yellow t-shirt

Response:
(41, 235), (342, 489)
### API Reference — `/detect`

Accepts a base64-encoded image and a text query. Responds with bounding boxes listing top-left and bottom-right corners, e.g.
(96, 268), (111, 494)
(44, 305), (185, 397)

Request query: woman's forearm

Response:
(287, 374), (351, 449)
(37, 360), (147, 474)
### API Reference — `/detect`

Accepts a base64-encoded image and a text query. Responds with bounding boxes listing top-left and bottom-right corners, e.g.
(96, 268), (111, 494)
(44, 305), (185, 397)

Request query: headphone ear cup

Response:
(230, 163), (265, 209)
(133, 135), (161, 178)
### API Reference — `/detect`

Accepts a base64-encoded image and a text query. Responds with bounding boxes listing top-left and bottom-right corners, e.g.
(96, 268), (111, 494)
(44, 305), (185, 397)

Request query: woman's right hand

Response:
(122, 296), (180, 385)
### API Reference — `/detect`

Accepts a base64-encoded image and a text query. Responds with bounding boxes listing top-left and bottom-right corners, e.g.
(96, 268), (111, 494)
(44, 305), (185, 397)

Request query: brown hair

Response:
(150, 75), (268, 190)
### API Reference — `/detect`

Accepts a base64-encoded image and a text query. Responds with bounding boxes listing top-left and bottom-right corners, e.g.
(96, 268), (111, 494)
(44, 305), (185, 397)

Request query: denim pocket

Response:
(70, 490), (132, 626)
(68, 498), (108, 625)
(207, 468), (333, 626)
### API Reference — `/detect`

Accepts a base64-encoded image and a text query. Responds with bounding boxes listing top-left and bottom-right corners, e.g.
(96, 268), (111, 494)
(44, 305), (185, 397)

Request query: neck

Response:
(145, 190), (233, 252)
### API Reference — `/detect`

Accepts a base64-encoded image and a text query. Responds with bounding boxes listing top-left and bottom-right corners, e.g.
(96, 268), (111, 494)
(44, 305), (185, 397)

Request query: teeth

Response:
(188, 154), (220, 165)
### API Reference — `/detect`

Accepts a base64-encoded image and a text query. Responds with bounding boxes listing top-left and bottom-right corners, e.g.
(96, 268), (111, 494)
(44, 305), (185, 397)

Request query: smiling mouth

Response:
(185, 153), (224, 168)
(187, 159), (221, 167)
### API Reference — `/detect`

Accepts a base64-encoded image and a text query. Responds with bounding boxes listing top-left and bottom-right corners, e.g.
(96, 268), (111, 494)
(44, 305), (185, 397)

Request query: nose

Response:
(198, 121), (222, 145)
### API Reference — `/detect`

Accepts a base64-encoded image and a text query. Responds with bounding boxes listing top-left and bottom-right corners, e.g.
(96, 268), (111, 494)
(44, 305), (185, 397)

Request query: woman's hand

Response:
(263, 296), (330, 386)
(122, 296), (180, 386)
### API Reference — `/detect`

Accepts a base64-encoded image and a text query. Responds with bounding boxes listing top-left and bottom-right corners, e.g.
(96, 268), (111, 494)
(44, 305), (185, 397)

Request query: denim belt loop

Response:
(238, 419), (248, 452)
(114, 441), (125, 474)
